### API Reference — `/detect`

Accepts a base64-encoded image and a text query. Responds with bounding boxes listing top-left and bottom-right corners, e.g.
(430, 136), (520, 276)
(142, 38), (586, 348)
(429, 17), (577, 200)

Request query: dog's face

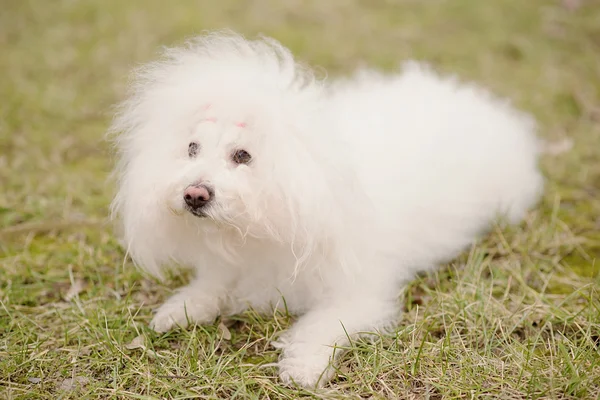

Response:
(119, 98), (316, 244)
(181, 118), (251, 219)
(168, 108), (266, 226)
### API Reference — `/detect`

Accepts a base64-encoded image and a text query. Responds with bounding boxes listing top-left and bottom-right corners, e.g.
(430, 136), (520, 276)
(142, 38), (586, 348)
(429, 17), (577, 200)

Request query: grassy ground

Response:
(1, 0), (599, 398)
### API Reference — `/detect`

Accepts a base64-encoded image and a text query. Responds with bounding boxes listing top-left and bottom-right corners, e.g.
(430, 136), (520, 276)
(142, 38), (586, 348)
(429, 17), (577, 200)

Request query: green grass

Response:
(1, 0), (600, 398)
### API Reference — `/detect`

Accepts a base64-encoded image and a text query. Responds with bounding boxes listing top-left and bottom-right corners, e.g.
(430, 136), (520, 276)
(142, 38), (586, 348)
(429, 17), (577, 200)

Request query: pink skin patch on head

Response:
(199, 104), (245, 127)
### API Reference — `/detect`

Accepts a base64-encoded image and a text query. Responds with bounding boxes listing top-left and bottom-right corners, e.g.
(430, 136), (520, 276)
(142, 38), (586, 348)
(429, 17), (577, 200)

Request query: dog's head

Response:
(153, 98), (323, 239)
(110, 33), (362, 273)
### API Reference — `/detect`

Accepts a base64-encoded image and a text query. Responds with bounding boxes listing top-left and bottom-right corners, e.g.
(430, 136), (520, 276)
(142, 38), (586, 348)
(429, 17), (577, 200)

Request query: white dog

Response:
(110, 32), (543, 387)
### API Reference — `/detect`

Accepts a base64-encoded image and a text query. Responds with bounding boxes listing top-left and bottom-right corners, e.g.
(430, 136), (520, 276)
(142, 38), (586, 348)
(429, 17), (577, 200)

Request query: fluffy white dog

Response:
(110, 32), (543, 387)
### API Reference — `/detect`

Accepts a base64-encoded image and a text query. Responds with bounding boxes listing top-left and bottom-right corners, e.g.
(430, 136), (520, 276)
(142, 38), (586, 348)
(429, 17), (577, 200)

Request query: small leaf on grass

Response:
(218, 321), (232, 340)
(58, 376), (89, 391)
(79, 346), (92, 356)
(146, 349), (161, 359)
(64, 279), (87, 301)
(124, 335), (146, 350)
(124, 335), (163, 358)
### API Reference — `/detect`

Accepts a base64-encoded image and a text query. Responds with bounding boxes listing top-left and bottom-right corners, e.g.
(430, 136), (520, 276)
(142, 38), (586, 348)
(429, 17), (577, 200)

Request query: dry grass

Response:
(1, 0), (599, 398)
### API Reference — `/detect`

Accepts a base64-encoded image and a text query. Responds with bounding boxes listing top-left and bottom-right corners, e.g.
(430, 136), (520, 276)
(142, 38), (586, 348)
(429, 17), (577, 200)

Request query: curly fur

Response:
(110, 31), (543, 387)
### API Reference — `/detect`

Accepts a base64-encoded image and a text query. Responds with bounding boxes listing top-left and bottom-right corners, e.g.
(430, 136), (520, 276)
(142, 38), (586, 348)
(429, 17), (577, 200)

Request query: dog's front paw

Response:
(150, 291), (218, 333)
(277, 342), (336, 388)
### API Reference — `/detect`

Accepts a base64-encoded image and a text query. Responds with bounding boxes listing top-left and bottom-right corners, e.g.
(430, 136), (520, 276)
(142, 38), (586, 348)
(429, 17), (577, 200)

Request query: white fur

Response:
(110, 32), (543, 387)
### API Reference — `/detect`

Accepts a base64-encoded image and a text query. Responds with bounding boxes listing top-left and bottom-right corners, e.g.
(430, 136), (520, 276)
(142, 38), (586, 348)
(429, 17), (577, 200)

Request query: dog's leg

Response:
(275, 293), (400, 387)
(150, 272), (236, 332)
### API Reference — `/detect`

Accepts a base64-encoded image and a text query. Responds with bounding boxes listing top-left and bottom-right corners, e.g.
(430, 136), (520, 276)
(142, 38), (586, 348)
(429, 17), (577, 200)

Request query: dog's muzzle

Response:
(183, 183), (214, 217)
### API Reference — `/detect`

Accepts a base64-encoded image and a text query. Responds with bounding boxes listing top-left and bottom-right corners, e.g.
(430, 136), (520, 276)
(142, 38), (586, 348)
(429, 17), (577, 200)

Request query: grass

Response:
(1, 0), (599, 398)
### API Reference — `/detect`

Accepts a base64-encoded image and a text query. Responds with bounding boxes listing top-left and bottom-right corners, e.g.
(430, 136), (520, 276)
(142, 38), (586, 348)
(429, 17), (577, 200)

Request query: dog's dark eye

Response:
(188, 142), (200, 158)
(232, 149), (252, 165)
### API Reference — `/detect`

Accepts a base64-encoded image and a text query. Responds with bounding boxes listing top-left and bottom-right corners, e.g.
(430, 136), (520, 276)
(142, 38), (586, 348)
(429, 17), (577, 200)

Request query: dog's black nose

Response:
(184, 184), (213, 210)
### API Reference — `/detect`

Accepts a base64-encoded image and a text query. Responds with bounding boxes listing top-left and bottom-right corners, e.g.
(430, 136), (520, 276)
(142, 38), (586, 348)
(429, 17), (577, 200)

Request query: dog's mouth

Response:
(185, 207), (209, 218)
